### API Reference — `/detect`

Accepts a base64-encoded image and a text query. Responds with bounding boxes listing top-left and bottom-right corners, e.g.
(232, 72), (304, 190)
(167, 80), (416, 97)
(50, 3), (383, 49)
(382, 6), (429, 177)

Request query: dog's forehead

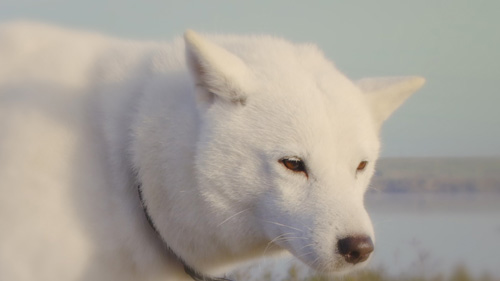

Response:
(247, 49), (373, 133)
(246, 66), (377, 153)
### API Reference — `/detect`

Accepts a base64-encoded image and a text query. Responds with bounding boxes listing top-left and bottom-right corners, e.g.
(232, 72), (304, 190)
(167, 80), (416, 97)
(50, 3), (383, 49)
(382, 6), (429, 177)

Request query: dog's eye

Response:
(356, 161), (368, 173)
(280, 157), (307, 175)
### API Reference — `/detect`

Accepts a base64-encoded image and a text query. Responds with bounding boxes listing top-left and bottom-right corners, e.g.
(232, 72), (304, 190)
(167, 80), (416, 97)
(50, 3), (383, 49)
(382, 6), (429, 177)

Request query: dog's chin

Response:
(292, 251), (371, 276)
(328, 258), (371, 275)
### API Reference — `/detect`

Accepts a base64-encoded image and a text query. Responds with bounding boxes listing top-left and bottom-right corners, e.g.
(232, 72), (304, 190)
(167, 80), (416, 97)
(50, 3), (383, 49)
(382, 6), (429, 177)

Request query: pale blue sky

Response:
(1, 0), (499, 157)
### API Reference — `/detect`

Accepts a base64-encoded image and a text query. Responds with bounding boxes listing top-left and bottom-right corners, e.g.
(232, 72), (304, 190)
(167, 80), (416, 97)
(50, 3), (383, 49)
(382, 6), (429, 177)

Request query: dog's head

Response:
(185, 30), (424, 273)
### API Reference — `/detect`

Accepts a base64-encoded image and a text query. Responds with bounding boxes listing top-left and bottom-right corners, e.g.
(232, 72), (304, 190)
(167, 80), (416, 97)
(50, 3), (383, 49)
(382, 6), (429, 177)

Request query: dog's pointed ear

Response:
(357, 76), (425, 128)
(184, 30), (253, 105)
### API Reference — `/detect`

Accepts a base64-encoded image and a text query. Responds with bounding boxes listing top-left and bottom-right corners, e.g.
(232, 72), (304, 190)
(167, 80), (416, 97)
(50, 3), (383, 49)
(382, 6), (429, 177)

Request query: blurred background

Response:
(1, 1), (499, 280)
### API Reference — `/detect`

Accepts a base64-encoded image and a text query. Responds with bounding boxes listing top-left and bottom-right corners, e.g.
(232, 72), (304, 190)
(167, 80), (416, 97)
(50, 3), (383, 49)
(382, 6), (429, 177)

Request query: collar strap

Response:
(137, 185), (233, 281)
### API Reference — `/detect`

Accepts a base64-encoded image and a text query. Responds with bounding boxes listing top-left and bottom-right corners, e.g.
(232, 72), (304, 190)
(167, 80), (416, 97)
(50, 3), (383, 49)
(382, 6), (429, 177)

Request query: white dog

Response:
(0, 22), (424, 281)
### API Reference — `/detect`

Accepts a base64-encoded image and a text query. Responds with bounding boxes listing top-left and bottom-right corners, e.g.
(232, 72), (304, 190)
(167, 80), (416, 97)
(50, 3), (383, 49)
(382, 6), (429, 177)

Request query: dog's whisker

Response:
(298, 243), (315, 251)
(263, 232), (294, 256)
(295, 250), (316, 259)
(217, 208), (250, 227)
(260, 220), (304, 233)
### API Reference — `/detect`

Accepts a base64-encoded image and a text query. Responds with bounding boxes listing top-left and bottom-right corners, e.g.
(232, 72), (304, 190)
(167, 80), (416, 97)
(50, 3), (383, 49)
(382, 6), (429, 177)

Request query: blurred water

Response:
(365, 192), (500, 277)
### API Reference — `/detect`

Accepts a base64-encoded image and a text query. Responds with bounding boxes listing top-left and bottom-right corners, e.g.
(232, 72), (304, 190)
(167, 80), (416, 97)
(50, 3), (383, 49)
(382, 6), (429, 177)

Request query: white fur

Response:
(0, 22), (424, 280)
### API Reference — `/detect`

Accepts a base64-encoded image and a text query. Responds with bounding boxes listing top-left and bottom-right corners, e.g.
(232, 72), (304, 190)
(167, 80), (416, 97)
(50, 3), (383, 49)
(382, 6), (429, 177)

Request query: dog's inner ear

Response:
(184, 30), (254, 106)
(357, 76), (425, 129)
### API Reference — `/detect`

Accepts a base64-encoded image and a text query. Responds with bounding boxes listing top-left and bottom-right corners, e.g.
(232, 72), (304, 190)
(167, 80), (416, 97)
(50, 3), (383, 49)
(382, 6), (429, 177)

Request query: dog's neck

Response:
(137, 184), (233, 281)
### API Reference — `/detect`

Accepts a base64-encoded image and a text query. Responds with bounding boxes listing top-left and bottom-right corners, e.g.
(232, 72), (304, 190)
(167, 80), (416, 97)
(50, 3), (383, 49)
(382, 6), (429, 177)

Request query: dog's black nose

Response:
(337, 235), (374, 264)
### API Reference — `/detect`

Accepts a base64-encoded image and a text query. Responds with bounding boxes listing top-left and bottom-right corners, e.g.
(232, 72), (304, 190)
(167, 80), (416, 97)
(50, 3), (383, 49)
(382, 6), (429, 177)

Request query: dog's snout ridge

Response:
(337, 235), (374, 264)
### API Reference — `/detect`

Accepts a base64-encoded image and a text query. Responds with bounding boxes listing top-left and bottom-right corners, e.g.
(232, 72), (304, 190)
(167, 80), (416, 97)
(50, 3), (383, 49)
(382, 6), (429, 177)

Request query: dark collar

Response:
(137, 185), (233, 281)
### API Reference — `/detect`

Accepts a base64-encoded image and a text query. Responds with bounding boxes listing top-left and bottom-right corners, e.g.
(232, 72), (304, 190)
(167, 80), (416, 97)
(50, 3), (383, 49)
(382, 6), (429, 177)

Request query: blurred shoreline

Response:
(372, 157), (500, 193)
